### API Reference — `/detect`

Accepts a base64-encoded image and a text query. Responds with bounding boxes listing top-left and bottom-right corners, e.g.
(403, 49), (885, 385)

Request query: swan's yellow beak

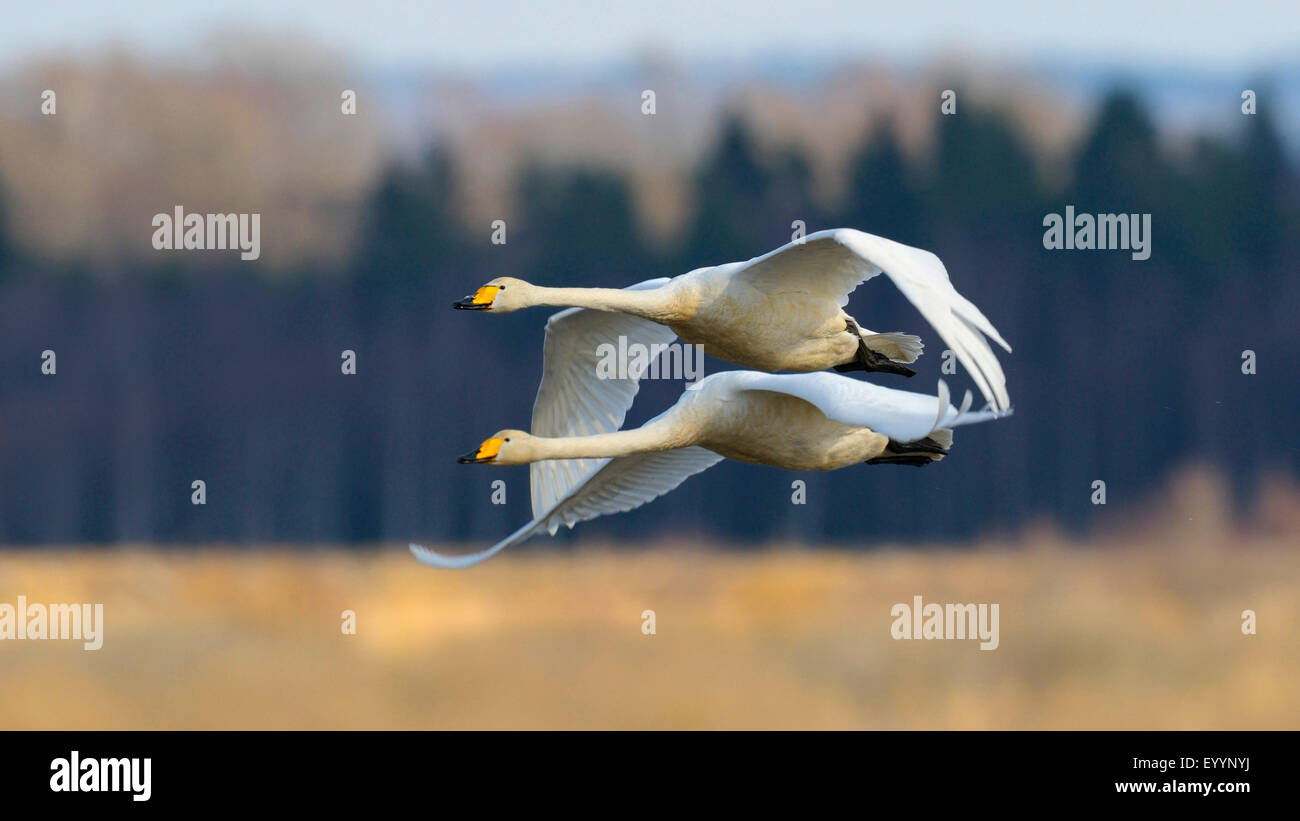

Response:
(453, 285), (499, 311)
(458, 437), (504, 464)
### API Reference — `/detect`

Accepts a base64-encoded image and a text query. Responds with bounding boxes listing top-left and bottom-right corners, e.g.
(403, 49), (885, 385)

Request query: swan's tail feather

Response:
(928, 428), (953, 451)
(863, 331), (924, 364)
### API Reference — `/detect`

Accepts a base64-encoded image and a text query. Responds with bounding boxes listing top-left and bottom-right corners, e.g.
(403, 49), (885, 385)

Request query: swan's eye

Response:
(505, 438), (511, 442)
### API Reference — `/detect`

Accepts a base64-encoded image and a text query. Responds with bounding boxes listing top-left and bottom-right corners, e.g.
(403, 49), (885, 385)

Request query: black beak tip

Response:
(453, 296), (490, 311)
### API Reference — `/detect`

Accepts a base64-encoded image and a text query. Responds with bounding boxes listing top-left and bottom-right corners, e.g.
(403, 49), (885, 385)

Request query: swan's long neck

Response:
(528, 421), (686, 462)
(528, 286), (673, 321)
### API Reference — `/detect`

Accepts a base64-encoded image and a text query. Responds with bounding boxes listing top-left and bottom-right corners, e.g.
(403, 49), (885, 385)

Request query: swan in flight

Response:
(410, 372), (1011, 568)
(453, 228), (1012, 411)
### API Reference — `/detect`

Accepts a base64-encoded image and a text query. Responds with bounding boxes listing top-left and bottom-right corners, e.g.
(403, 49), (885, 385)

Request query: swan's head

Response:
(457, 429), (534, 465)
(452, 277), (533, 313)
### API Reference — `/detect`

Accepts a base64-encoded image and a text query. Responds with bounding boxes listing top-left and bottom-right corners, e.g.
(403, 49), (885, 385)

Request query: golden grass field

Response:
(2, 481), (1297, 730)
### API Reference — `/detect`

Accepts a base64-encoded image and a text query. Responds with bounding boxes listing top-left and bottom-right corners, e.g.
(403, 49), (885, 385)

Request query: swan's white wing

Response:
(732, 229), (877, 307)
(411, 446), (723, 569)
(529, 278), (676, 518)
(534, 446), (723, 535)
(724, 371), (1011, 443)
(733, 228), (1012, 411)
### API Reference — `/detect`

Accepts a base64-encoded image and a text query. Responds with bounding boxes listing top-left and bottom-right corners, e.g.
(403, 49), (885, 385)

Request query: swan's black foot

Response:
(837, 319), (917, 377)
(901, 436), (949, 455)
(865, 454), (935, 467)
(833, 348), (917, 377)
(867, 436), (949, 467)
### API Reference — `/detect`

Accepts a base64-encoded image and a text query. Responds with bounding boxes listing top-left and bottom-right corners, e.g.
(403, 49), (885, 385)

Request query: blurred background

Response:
(0, 1), (1296, 728)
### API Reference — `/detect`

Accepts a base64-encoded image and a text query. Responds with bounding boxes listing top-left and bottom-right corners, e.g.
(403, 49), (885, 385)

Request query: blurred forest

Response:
(0, 81), (1296, 547)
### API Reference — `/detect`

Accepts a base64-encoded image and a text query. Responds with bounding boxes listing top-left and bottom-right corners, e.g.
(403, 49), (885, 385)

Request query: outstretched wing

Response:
(725, 371), (1011, 443)
(529, 278), (676, 518)
(733, 229), (1012, 411)
(411, 446), (723, 569)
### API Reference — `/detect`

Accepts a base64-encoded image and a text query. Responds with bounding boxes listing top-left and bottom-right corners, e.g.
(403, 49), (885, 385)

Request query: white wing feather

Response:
(734, 228), (1012, 411)
(529, 278), (676, 518)
(710, 370), (1011, 443)
(411, 446), (722, 569)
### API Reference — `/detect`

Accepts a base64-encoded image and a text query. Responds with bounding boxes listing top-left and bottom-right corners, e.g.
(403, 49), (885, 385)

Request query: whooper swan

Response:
(453, 228), (1013, 411)
(410, 372), (1011, 568)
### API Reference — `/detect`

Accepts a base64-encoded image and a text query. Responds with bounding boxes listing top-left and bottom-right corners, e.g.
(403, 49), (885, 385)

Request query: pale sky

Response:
(5, 0), (1297, 70)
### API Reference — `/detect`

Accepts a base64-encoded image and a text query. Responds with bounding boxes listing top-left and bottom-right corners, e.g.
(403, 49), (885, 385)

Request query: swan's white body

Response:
(411, 373), (1010, 568)
(464, 229), (1012, 411)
